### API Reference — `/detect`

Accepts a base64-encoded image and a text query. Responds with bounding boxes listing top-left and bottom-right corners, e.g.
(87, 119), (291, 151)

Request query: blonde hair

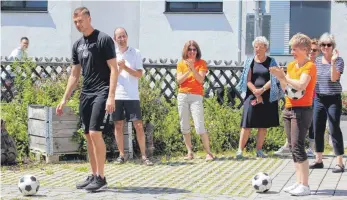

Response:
(289, 33), (311, 54)
(319, 33), (336, 48)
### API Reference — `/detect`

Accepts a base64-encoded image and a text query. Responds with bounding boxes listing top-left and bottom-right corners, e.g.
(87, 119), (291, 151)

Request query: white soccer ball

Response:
(285, 84), (305, 100)
(18, 175), (40, 196)
(252, 172), (272, 193)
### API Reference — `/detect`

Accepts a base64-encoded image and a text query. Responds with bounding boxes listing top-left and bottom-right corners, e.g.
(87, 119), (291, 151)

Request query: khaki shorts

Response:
(177, 93), (206, 134)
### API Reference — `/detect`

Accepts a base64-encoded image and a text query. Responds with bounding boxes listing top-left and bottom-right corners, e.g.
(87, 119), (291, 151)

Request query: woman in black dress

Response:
(236, 36), (280, 159)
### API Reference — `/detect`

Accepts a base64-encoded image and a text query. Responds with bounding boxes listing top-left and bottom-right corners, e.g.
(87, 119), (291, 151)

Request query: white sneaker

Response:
(306, 148), (315, 157)
(289, 184), (311, 196)
(283, 183), (299, 193)
(274, 146), (291, 156)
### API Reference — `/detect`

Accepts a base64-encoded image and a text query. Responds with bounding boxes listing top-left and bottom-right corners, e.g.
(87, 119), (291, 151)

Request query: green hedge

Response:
(1, 60), (288, 160)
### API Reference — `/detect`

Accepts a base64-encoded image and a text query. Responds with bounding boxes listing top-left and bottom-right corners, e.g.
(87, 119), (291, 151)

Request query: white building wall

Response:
(1, 0), (140, 59)
(330, 2), (347, 91)
(81, 1), (140, 50)
(138, 0), (242, 61)
(1, 1), (74, 58)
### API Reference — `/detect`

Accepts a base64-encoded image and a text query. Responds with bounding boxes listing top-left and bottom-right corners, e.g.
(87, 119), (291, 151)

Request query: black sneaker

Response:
(84, 175), (107, 192)
(309, 161), (324, 169)
(76, 175), (95, 189)
(115, 156), (125, 164)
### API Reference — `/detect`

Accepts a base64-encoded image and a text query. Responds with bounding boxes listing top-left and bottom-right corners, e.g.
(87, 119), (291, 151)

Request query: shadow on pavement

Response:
(315, 189), (347, 196)
(102, 186), (190, 194)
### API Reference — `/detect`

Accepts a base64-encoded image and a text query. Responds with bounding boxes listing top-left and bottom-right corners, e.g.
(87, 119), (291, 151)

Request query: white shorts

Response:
(177, 93), (206, 134)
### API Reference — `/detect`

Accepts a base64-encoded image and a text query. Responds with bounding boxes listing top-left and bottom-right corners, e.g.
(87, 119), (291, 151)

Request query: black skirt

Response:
(240, 91), (279, 128)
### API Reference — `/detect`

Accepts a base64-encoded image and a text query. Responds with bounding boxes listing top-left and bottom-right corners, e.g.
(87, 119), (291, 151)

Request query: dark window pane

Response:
(166, 2), (223, 12)
(169, 2), (195, 9)
(197, 2), (222, 9)
(290, 1), (331, 40)
(1, 0), (47, 11)
(1, 0), (24, 7)
(26, 1), (48, 8)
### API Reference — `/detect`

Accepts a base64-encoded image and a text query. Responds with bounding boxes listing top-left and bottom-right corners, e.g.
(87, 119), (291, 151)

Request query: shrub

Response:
(342, 92), (347, 115)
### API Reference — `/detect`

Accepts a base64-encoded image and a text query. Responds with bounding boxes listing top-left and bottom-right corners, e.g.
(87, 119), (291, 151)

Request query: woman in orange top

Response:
(270, 33), (317, 196)
(176, 40), (214, 161)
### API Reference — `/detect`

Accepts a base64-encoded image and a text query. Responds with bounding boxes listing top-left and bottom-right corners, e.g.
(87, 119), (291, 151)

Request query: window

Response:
(165, 1), (223, 13)
(1, 1), (48, 12)
(245, 14), (271, 56)
(269, 1), (331, 55)
(289, 1), (331, 41)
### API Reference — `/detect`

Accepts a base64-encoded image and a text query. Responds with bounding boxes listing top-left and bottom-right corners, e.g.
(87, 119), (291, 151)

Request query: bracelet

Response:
(262, 87), (266, 92)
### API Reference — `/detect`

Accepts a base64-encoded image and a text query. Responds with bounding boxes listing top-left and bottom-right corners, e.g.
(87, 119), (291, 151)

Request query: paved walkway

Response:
(1, 156), (346, 200)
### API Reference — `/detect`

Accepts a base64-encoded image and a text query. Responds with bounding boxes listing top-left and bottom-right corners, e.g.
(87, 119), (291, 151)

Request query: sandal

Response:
(184, 152), (194, 160)
(205, 153), (215, 162)
(142, 158), (154, 166)
(332, 164), (345, 173)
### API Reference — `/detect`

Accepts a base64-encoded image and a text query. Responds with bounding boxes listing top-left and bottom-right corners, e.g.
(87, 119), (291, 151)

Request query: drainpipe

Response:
(238, 0), (242, 63)
(254, 0), (261, 37)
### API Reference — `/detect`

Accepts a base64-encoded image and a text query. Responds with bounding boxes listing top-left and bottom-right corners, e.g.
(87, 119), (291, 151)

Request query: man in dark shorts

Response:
(56, 7), (118, 192)
(112, 27), (153, 166)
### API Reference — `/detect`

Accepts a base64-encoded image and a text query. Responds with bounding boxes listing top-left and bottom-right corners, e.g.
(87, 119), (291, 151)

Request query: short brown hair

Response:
(74, 7), (90, 16)
(182, 40), (202, 60)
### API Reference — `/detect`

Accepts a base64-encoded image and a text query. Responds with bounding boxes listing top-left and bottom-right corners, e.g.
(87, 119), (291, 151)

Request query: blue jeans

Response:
(313, 94), (344, 156)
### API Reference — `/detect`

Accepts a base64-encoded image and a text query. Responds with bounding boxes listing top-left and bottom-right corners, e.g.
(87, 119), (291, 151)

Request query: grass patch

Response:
(45, 168), (54, 175)
(61, 164), (72, 169)
(74, 166), (88, 173)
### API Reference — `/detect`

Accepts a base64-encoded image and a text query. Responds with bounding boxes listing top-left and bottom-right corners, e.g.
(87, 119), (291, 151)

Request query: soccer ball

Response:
(285, 84), (305, 100)
(252, 172), (272, 193)
(18, 175), (40, 196)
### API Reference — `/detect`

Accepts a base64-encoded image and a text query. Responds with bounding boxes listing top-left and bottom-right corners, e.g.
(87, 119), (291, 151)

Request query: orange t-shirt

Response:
(176, 59), (208, 96)
(285, 61), (317, 108)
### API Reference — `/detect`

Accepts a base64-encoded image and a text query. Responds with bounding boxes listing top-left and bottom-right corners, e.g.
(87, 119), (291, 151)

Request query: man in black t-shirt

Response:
(56, 7), (118, 192)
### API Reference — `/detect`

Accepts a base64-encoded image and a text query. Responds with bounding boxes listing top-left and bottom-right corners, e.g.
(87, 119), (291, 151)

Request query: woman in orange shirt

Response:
(270, 33), (317, 196)
(176, 40), (214, 161)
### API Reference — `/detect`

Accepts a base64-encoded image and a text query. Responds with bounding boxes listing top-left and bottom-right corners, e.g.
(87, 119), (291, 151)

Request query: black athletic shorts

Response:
(79, 92), (108, 134)
(111, 100), (142, 121)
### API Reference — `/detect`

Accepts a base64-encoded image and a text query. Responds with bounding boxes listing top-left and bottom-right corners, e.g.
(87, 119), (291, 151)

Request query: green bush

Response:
(342, 92), (347, 115)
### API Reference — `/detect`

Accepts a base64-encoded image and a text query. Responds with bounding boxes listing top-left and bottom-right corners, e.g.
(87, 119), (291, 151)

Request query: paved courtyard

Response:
(1, 155), (346, 200)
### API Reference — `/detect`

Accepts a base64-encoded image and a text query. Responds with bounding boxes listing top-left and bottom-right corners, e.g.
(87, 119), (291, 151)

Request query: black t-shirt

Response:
(72, 29), (116, 94)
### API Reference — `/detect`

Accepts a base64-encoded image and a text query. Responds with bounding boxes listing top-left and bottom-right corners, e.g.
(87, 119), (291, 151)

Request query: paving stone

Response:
(1, 157), (346, 200)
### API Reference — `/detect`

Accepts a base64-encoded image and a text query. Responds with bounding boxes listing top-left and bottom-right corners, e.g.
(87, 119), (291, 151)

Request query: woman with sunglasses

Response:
(306, 38), (321, 157)
(309, 33), (345, 173)
(176, 40), (215, 161)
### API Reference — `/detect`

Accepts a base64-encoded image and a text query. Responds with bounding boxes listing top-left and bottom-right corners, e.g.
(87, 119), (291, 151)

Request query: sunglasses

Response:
(320, 43), (332, 47)
(188, 48), (197, 52)
(311, 49), (318, 53)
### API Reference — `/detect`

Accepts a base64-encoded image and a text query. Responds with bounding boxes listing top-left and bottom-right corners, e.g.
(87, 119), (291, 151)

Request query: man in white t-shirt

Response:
(9, 37), (29, 60)
(2, 37), (30, 80)
(112, 27), (153, 166)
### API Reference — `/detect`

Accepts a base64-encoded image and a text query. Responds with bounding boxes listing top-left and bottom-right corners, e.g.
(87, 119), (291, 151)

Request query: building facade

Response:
(1, 0), (347, 89)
